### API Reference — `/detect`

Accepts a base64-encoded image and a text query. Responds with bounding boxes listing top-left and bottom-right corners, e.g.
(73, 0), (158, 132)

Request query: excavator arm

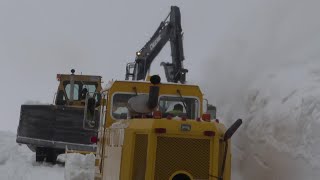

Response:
(125, 6), (188, 83)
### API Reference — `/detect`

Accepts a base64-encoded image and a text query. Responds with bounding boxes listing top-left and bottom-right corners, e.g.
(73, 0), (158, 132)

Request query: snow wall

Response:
(228, 63), (320, 180)
(199, 0), (320, 179)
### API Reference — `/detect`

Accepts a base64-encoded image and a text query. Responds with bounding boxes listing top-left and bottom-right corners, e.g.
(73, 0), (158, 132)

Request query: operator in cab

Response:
(167, 104), (184, 117)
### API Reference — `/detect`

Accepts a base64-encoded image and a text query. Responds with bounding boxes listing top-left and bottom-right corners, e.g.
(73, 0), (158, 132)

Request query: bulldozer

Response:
(92, 6), (242, 180)
(16, 69), (102, 163)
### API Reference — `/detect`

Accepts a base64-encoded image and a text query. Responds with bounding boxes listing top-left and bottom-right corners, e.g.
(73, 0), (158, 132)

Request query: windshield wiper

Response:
(176, 89), (188, 115)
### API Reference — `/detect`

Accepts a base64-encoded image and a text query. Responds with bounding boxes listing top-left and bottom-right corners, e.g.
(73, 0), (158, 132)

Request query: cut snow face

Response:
(229, 63), (320, 180)
(0, 131), (64, 180)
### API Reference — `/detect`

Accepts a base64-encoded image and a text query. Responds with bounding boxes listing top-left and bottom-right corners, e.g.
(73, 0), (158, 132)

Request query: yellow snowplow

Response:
(94, 76), (241, 180)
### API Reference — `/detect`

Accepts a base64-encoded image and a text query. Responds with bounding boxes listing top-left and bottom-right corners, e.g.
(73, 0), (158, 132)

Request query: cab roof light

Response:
(56, 74), (61, 81)
(204, 131), (215, 137)
(155, 128), (166, 134)
(153, 111), (162, 119)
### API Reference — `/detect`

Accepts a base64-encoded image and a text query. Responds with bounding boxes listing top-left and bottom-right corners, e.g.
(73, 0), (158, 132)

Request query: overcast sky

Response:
(1, 0), (320, 132)
(0, 0), (230, 131)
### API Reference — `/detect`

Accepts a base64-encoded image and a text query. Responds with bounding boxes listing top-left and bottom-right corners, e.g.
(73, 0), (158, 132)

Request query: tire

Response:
(45, 148), (57, 163)
(36, 155), (45, 162)
(36, 147), (46, 162)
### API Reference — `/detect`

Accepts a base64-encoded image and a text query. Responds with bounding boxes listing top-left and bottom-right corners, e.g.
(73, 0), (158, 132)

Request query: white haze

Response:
(200, 0), (320, 110)
(198, 0), (320, 179)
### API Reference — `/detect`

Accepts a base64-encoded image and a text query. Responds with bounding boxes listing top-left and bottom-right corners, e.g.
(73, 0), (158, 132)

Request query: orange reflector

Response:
(202, 113), (211, 122)
(56, 74), (61, 81)
(153, 111), (162, 119)
(166, 115), (172, 120)
(90, 136), (98, 143)
(204, 131), (215, 137)
(155, 128), (166, 134)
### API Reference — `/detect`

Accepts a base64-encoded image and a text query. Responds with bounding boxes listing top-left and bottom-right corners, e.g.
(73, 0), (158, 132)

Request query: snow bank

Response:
(24, 100), (49, 105)
(0, 131), (64, 180)
(220, 62), (320, 180)
(64, 153), (95, 180)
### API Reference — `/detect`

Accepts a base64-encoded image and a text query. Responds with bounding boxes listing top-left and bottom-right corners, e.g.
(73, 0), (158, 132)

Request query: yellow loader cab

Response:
(95, 75), (241, 180)
(55, 70), (102, 107)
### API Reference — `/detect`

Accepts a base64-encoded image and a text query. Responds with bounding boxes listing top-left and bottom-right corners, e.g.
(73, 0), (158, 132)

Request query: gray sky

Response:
(1, 0), (320, 132)
(0, 0), (232, 131)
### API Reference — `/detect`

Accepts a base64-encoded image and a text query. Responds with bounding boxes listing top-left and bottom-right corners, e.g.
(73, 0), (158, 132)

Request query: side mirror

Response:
(207, 104), (216, 119)
(203, 99), (217, 119)
(223, 119), (242, 141)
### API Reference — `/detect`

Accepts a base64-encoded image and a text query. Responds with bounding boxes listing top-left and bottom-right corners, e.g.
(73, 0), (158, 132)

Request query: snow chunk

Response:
(64, 153), (95, 180)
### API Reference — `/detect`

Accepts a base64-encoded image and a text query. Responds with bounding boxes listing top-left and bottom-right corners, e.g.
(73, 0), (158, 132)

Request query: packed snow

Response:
(64, 153), (95, 180)
(0, 131), (64, 180)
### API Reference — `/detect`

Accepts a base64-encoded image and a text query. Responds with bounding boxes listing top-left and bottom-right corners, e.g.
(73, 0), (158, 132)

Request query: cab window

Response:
(112, 93), (136, 119)
(63, 81), (98, 101)
(159, 96), (199, 119)
(65, 84), (80, 100)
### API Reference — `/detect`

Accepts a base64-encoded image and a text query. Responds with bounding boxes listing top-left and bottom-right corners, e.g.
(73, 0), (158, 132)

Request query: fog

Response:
(200, 0), (320, 120)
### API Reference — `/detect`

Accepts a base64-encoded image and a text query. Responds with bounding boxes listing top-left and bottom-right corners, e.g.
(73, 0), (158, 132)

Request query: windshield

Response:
(111, 93), (199, 120)
(159, 96), (199, 119)
(64, 81), (98, 101)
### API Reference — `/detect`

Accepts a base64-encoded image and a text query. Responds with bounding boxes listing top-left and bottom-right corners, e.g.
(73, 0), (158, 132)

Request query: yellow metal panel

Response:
(132, 134), (148, 180)
(119, 129), (135, 180)
(145, 132), (157, 180)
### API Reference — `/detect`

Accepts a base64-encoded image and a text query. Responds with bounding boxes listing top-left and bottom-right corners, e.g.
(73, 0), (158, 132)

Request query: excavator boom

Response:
(125, 6), (188, 83)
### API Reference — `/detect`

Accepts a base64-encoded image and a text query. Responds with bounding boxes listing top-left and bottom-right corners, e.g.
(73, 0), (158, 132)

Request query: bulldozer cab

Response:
(54, 70), (102, 130)
(55, 72), (102, 107)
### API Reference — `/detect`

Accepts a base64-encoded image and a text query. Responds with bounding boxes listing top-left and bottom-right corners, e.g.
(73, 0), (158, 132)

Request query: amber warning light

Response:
(56, 74), (61, 81)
